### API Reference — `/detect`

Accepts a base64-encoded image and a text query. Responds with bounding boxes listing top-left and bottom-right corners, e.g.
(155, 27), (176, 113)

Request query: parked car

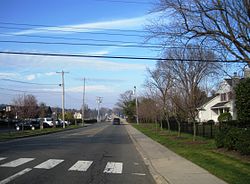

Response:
(55, 119), (70, 127)
(112, 118), (121, 125)
(15, 119), (40, 131)
(39, 117), (54, 127)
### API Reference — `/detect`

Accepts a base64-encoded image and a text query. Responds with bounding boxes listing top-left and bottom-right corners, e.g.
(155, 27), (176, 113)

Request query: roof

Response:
(197, 94), (218, 110)
(225, 79), (232, 86)
(211, 102), (230, 109)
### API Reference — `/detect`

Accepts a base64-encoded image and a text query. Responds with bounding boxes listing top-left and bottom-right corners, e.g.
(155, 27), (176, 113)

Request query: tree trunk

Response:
(193, 121), (196, 141)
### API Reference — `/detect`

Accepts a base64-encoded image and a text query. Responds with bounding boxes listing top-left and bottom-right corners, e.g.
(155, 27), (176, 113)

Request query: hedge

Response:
(215, 125), (250, 155)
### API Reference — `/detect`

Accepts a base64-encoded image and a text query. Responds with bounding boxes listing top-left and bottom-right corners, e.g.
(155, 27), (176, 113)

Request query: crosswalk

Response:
(0, 157), (147, 184)
(0, 157), (122, 174)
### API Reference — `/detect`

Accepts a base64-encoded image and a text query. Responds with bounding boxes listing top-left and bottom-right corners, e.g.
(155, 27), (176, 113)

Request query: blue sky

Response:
(0, 0), (159, 109)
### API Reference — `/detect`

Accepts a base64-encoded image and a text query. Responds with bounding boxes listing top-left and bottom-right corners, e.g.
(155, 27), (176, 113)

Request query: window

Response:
(227, 92), (232, 100)
(220, 109), (224, 114)
(220, 93), (227, 101)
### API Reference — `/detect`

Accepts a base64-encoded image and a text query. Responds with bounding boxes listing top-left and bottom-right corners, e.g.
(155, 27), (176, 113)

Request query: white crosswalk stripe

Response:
(68, 160), (93, 172)
(0, 158), (35, 167)
(34, 159), (64, 169)
(103, 162), (123, 174)
(0, 157), (126, 175)
(0, 168), (32, 184)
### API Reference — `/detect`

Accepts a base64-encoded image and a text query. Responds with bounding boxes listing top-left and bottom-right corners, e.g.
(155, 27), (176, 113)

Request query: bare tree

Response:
(116, 90), (136, 122)
(12, 94), (38, 119)
(161, 46), (219, 140)
(149, 0), (250, 65)
(145, 64), (174, 132)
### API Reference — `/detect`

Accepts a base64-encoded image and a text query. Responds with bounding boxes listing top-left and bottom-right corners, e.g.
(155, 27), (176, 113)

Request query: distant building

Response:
(74, 112), (82, 120)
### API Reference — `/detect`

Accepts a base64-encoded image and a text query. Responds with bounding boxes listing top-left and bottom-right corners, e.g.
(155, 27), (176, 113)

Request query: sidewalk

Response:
(124, 123), (228, 184)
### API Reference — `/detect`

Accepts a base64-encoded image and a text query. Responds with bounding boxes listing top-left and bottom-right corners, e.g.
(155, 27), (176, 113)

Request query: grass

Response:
(0, 125), (81, 141)
(133, 123), (250, 184)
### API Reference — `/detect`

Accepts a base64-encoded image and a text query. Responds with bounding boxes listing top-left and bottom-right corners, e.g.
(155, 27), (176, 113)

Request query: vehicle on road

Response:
(112, 118), (121, 125)
(15, 119), (40, 131)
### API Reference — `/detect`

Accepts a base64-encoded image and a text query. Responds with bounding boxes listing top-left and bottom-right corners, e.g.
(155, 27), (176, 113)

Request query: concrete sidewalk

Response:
(124, 123), (228, 184)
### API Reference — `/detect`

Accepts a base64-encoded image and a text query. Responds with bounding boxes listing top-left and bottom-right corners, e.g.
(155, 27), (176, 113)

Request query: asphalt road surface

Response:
(0, 122), (156, 184)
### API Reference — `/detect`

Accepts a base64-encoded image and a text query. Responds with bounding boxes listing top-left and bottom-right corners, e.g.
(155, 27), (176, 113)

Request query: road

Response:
(0, 122), (155, 184)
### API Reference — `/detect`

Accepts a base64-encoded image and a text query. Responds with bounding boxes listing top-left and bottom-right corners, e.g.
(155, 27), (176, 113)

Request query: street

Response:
(0, 122), (155, 184)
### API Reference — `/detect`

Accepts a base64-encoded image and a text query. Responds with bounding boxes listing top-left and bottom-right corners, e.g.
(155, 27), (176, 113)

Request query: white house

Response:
(197, 77), (241, 123)
(74, 112), (82, 120)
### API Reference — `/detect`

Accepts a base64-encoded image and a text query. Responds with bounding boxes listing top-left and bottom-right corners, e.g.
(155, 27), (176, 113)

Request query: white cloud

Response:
(40, 85), (114, 93)
(45, 72), (57, 76)
(26, 74), (36, 81)
(0, 72), (18, 78)
(0, 54), (147, 71)
(12, 13), (156, 35)
(67, 85), (114, 93)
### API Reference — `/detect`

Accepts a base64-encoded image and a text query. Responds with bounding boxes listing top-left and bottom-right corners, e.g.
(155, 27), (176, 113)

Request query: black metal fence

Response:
(162, 120), (219, 138)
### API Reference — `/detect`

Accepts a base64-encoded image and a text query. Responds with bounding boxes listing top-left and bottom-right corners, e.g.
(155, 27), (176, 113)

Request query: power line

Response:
(0, 87), (61, 94)
(92, 0), (154, 5)
(0, 40), (163, 49)
(0, 21), (148, 33)
(0, 32), (155, 45)
(0, 51), (244, 63)
(1, 40), (223, 51)
(0, 78), (58, 86)
(0, 26), (145, 37)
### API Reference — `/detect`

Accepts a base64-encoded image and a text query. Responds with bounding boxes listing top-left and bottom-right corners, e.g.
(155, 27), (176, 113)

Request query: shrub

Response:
(235, 78), (250, 123)
(223, 127), (241, 150)
(235, 128), (250, 155)
(207, 120), (215, 124)
(218, 112), (232, 122)
(215, 125), (230, 148)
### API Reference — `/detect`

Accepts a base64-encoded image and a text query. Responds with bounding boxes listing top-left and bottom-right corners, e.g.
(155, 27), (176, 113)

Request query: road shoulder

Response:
(124, 123), (228, 184)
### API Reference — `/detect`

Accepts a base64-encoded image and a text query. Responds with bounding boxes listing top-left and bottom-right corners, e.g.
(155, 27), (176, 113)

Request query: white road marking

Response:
(0, 158), (35, 167)
(68, 161), (93, 172)
(0, 168), (32, 184)
(132, 173), (146, 176)
(34, 159), (64, 169)
(0, 158), (6, 161)
(103, 162), (123, 174)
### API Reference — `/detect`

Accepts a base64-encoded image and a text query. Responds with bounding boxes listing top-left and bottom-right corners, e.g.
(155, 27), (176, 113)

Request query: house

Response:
(197, 75), (242, 123)
(74, 112), (82, 120)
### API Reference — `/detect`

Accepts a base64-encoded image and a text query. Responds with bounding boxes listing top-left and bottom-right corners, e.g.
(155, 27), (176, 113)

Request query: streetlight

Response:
(96, 97), (103, 122)
(134, 86), (139, 124)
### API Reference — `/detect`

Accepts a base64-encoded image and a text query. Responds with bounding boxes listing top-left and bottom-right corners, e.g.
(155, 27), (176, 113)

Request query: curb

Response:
(125, 124), (170, 184)
(0, 125), (86, 142)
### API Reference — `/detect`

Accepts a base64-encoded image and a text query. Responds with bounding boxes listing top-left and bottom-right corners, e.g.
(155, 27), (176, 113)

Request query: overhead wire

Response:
(0, 51), (244, 63)
(0, 32), (156, 45)
(0, 21), (149, 33)
(0, 26), (145, 37)
(0, 78), (58, 86)
(92, 0), (154, 5)
(0, 40), (164, 49)
(0, 87), (61, 94)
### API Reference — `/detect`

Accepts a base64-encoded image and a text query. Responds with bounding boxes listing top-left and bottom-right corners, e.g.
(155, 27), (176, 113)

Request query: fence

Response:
(162, 120), (219, 138)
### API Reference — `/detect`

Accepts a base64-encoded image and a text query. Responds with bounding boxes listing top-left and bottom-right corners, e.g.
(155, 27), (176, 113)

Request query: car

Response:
(39, 117), (54, 127)
(15, 119), (40, 131)
(112, 118), (121, 125)
(55, 119), (70, 127)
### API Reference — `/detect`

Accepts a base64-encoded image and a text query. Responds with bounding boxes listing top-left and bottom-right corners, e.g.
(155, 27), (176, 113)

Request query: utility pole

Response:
(82, 77), (86, 126)
(57, 70), (69, 129)
(134, 86), (139, 124)
(96, 97), (103, 122)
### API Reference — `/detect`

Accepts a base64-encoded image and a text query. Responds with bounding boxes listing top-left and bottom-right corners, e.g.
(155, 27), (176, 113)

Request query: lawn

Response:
(133, 123), (250, 184)
(0, 125), (81, 141)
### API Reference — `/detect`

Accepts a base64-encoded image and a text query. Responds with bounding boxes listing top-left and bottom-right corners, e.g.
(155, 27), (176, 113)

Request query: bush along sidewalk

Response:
(215, 122), (250, 155)
(132, 123), (250, 184)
